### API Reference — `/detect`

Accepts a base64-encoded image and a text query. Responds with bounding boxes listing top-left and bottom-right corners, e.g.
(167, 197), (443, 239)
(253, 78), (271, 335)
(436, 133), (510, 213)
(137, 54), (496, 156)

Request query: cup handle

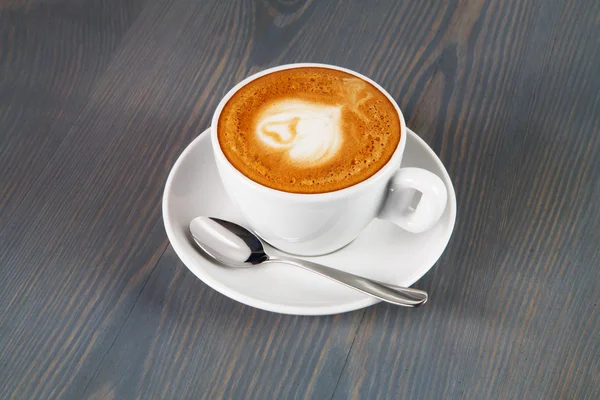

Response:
(378, 167), (448, 233)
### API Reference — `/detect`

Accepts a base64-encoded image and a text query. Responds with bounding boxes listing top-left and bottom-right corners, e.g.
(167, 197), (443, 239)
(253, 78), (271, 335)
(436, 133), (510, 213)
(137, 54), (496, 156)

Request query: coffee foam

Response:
(218, 68), (401, 194)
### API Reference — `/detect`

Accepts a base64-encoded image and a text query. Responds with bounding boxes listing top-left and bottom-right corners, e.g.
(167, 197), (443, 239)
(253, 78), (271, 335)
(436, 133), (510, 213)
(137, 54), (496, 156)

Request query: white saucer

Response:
(163, 128), (456, 315)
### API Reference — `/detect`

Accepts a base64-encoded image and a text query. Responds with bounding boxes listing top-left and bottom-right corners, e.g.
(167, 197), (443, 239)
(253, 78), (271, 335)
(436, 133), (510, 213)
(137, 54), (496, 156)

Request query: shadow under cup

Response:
(210, 63), (447, 256)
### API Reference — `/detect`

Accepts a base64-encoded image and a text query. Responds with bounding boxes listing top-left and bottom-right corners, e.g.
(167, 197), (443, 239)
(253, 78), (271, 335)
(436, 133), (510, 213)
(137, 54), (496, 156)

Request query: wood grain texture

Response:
(0, 0), (598, 399)
(0, 0), (147, 229)
(84, 248), (364, 399)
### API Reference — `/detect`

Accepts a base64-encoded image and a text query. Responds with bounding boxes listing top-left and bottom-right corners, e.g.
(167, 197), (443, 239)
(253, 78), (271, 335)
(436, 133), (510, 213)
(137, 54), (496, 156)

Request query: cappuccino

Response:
(217, 67), (401, 194)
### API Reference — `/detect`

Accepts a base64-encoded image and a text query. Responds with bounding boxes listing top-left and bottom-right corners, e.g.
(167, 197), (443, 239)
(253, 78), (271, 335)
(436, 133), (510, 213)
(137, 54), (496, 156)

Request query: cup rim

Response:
(210, 62), (407, 202)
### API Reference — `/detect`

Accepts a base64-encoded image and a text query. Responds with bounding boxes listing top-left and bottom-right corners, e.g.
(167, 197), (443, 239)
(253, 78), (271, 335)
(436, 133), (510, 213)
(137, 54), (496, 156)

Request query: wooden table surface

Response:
(1, 0), (599, 398)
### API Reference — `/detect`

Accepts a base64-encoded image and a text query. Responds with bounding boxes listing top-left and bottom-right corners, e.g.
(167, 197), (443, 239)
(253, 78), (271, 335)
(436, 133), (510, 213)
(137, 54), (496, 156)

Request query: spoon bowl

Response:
(189, 217), (268, 266)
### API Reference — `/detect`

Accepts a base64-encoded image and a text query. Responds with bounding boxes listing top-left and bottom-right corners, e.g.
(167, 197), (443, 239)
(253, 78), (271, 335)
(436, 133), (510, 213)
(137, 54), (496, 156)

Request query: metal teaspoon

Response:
(189, 216), (428, 308)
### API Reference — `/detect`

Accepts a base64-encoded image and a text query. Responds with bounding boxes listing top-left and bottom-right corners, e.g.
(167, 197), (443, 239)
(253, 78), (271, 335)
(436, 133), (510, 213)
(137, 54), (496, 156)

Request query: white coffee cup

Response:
(211, 63), (448, 256)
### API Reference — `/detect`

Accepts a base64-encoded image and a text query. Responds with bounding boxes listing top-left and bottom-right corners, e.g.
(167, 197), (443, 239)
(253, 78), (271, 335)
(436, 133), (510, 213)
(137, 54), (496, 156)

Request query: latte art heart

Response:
(256, 100), (343, 166)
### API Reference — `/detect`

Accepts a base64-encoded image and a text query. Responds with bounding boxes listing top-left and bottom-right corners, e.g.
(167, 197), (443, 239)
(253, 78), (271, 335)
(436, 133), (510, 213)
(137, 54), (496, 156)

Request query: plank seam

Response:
(329, 309), (368, 400)
(80, 241), (170, 397)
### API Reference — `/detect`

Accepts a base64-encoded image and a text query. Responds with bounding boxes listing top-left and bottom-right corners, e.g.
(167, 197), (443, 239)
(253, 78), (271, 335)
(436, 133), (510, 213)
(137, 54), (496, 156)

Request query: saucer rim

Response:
(163, 127), (457, 315)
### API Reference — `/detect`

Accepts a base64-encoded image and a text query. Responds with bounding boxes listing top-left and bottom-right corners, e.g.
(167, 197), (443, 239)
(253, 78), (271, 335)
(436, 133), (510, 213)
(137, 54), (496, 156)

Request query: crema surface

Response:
(218, 67), (401, 194)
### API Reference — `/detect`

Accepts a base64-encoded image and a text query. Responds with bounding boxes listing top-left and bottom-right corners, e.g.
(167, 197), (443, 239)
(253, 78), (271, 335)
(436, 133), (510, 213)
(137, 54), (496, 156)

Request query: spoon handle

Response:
(272, 258), (428, 307)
